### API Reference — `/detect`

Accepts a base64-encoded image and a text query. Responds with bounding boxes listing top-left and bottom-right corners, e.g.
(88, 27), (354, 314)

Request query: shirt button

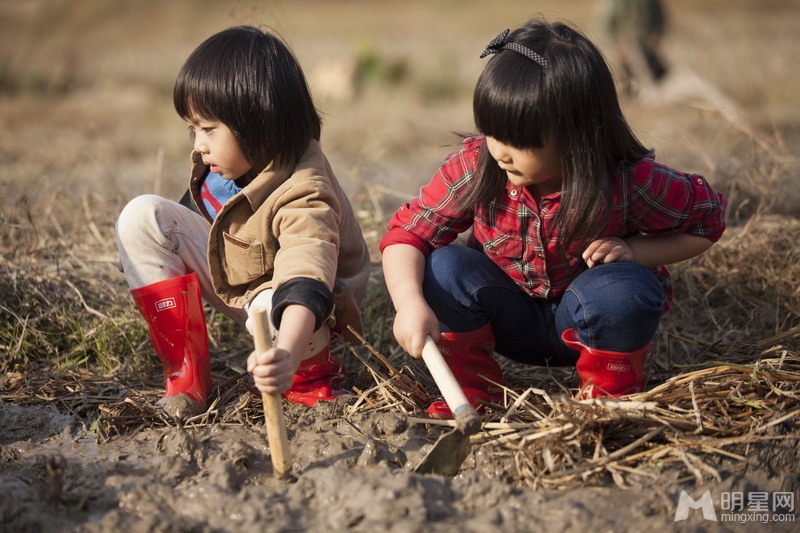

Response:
(696, 178), (704, 185)
(510, 189), (518, 197)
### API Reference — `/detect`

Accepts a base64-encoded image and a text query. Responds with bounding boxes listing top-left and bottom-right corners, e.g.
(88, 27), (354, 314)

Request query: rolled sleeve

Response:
(631, 158), (728, 243)
(272, 277), (334, 331)
(379, 214), (435, 255)
(681, 174), (728, 242)
(379, 138), (481, 256)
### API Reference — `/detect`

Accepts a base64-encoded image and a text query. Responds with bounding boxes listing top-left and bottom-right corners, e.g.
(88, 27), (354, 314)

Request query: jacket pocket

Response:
(221, 232), (271, 285)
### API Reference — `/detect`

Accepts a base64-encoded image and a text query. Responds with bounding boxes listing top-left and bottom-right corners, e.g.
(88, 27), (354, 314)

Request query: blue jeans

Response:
(422, 246), (665, 367)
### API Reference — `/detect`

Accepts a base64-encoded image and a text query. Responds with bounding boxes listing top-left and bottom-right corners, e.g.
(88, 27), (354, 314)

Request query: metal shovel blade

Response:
(413, 427), (471, 476)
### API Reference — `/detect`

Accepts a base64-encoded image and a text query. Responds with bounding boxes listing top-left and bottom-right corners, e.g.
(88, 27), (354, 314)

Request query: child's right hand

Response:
(583, 236), (635, 268)
(392, 298), (440, 359)
(247, 347), (299, 395)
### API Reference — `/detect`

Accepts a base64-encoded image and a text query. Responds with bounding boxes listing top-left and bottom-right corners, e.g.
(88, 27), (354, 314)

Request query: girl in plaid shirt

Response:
(380, 17), (727, 418)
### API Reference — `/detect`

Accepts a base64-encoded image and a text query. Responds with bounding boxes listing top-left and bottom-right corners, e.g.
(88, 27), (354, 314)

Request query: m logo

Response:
(155, 298), (177, 312)
(674, 490), (717, 521)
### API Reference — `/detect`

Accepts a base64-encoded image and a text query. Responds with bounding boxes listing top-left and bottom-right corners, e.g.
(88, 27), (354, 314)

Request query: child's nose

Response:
(193, 136), (209, 154)
(493, 152), (512, 166)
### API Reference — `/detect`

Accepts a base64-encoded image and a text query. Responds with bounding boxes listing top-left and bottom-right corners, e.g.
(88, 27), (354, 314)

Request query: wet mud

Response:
(2, 400), (798, 532)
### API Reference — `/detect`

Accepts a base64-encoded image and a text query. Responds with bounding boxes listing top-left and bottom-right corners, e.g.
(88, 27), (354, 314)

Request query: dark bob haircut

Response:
(468, 17), (648, 243)
(174, 25), (321, 171)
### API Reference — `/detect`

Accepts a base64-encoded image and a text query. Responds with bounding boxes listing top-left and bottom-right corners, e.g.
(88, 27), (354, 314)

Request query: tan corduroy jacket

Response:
(188, 140), (371, 336)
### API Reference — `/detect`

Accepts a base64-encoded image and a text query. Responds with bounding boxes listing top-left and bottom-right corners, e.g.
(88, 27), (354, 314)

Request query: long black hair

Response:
(173, 25), (320, 172)
(463, 17), (648, 243)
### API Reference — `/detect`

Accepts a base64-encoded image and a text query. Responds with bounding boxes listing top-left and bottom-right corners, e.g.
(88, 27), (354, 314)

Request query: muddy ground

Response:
(2, 397), (797, 532)
(1, 1), (799, 532)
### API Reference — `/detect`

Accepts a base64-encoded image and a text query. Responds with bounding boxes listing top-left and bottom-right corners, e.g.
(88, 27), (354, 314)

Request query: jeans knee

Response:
(427, 246), (471, 273)
(561, 263), (664, 350)
(423, 246), (504, 330)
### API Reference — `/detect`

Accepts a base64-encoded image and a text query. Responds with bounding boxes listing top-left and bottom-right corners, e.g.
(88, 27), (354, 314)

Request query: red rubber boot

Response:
(284, 348), (348, 407)
(131, 272), (212, 420)
(561, 328), (649, 398)
(426, 323), (504, 419)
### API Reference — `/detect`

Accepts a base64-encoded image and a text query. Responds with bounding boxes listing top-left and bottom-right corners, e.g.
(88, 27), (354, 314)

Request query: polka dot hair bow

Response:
(480, 29), (549, 69)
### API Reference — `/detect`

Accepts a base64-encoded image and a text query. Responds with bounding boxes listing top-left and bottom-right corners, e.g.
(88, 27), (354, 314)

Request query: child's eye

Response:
(201, 127), (214, 134)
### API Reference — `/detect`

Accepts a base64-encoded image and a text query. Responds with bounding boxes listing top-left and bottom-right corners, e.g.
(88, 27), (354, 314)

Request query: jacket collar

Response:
(191, 139), (324, 211)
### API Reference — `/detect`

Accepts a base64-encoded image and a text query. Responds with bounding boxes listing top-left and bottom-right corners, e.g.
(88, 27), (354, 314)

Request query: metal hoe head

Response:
(413, 404), (481, 476)
(412, 427), (473, 476)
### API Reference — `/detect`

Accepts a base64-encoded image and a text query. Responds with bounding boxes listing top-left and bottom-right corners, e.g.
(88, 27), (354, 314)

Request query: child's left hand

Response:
(583, 237), (635, 268)
(247, 347), (299, 395)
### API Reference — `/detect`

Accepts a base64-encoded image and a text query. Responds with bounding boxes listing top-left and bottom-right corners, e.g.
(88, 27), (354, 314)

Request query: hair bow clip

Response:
(479, 28), (548, 68)
(480, 29), (511, 59)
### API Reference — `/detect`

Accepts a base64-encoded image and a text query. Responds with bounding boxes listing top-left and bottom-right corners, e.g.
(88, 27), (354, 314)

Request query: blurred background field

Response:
(1, 0), (797, 234)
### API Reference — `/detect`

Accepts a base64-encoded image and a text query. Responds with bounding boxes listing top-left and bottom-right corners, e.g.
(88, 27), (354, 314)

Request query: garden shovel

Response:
(413, 336), (481, 476)
(251, 306), (293, 480)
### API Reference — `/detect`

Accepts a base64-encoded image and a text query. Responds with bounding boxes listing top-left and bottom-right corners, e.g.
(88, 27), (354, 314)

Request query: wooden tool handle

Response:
(421, 336), (481, 435)
(252, 306), (293, 479)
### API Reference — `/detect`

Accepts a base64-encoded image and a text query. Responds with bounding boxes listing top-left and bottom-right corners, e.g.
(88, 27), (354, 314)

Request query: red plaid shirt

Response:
(380, 137), (727, 308)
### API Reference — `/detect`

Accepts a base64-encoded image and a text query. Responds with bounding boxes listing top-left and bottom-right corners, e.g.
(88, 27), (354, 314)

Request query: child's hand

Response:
(247, 347), (299, 395)
(392, 298), (440, 359)
(583, 237), (635, 268)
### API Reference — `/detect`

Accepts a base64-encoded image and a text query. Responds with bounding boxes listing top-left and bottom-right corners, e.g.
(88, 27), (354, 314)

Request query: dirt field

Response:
(1, 0), (799, 531)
